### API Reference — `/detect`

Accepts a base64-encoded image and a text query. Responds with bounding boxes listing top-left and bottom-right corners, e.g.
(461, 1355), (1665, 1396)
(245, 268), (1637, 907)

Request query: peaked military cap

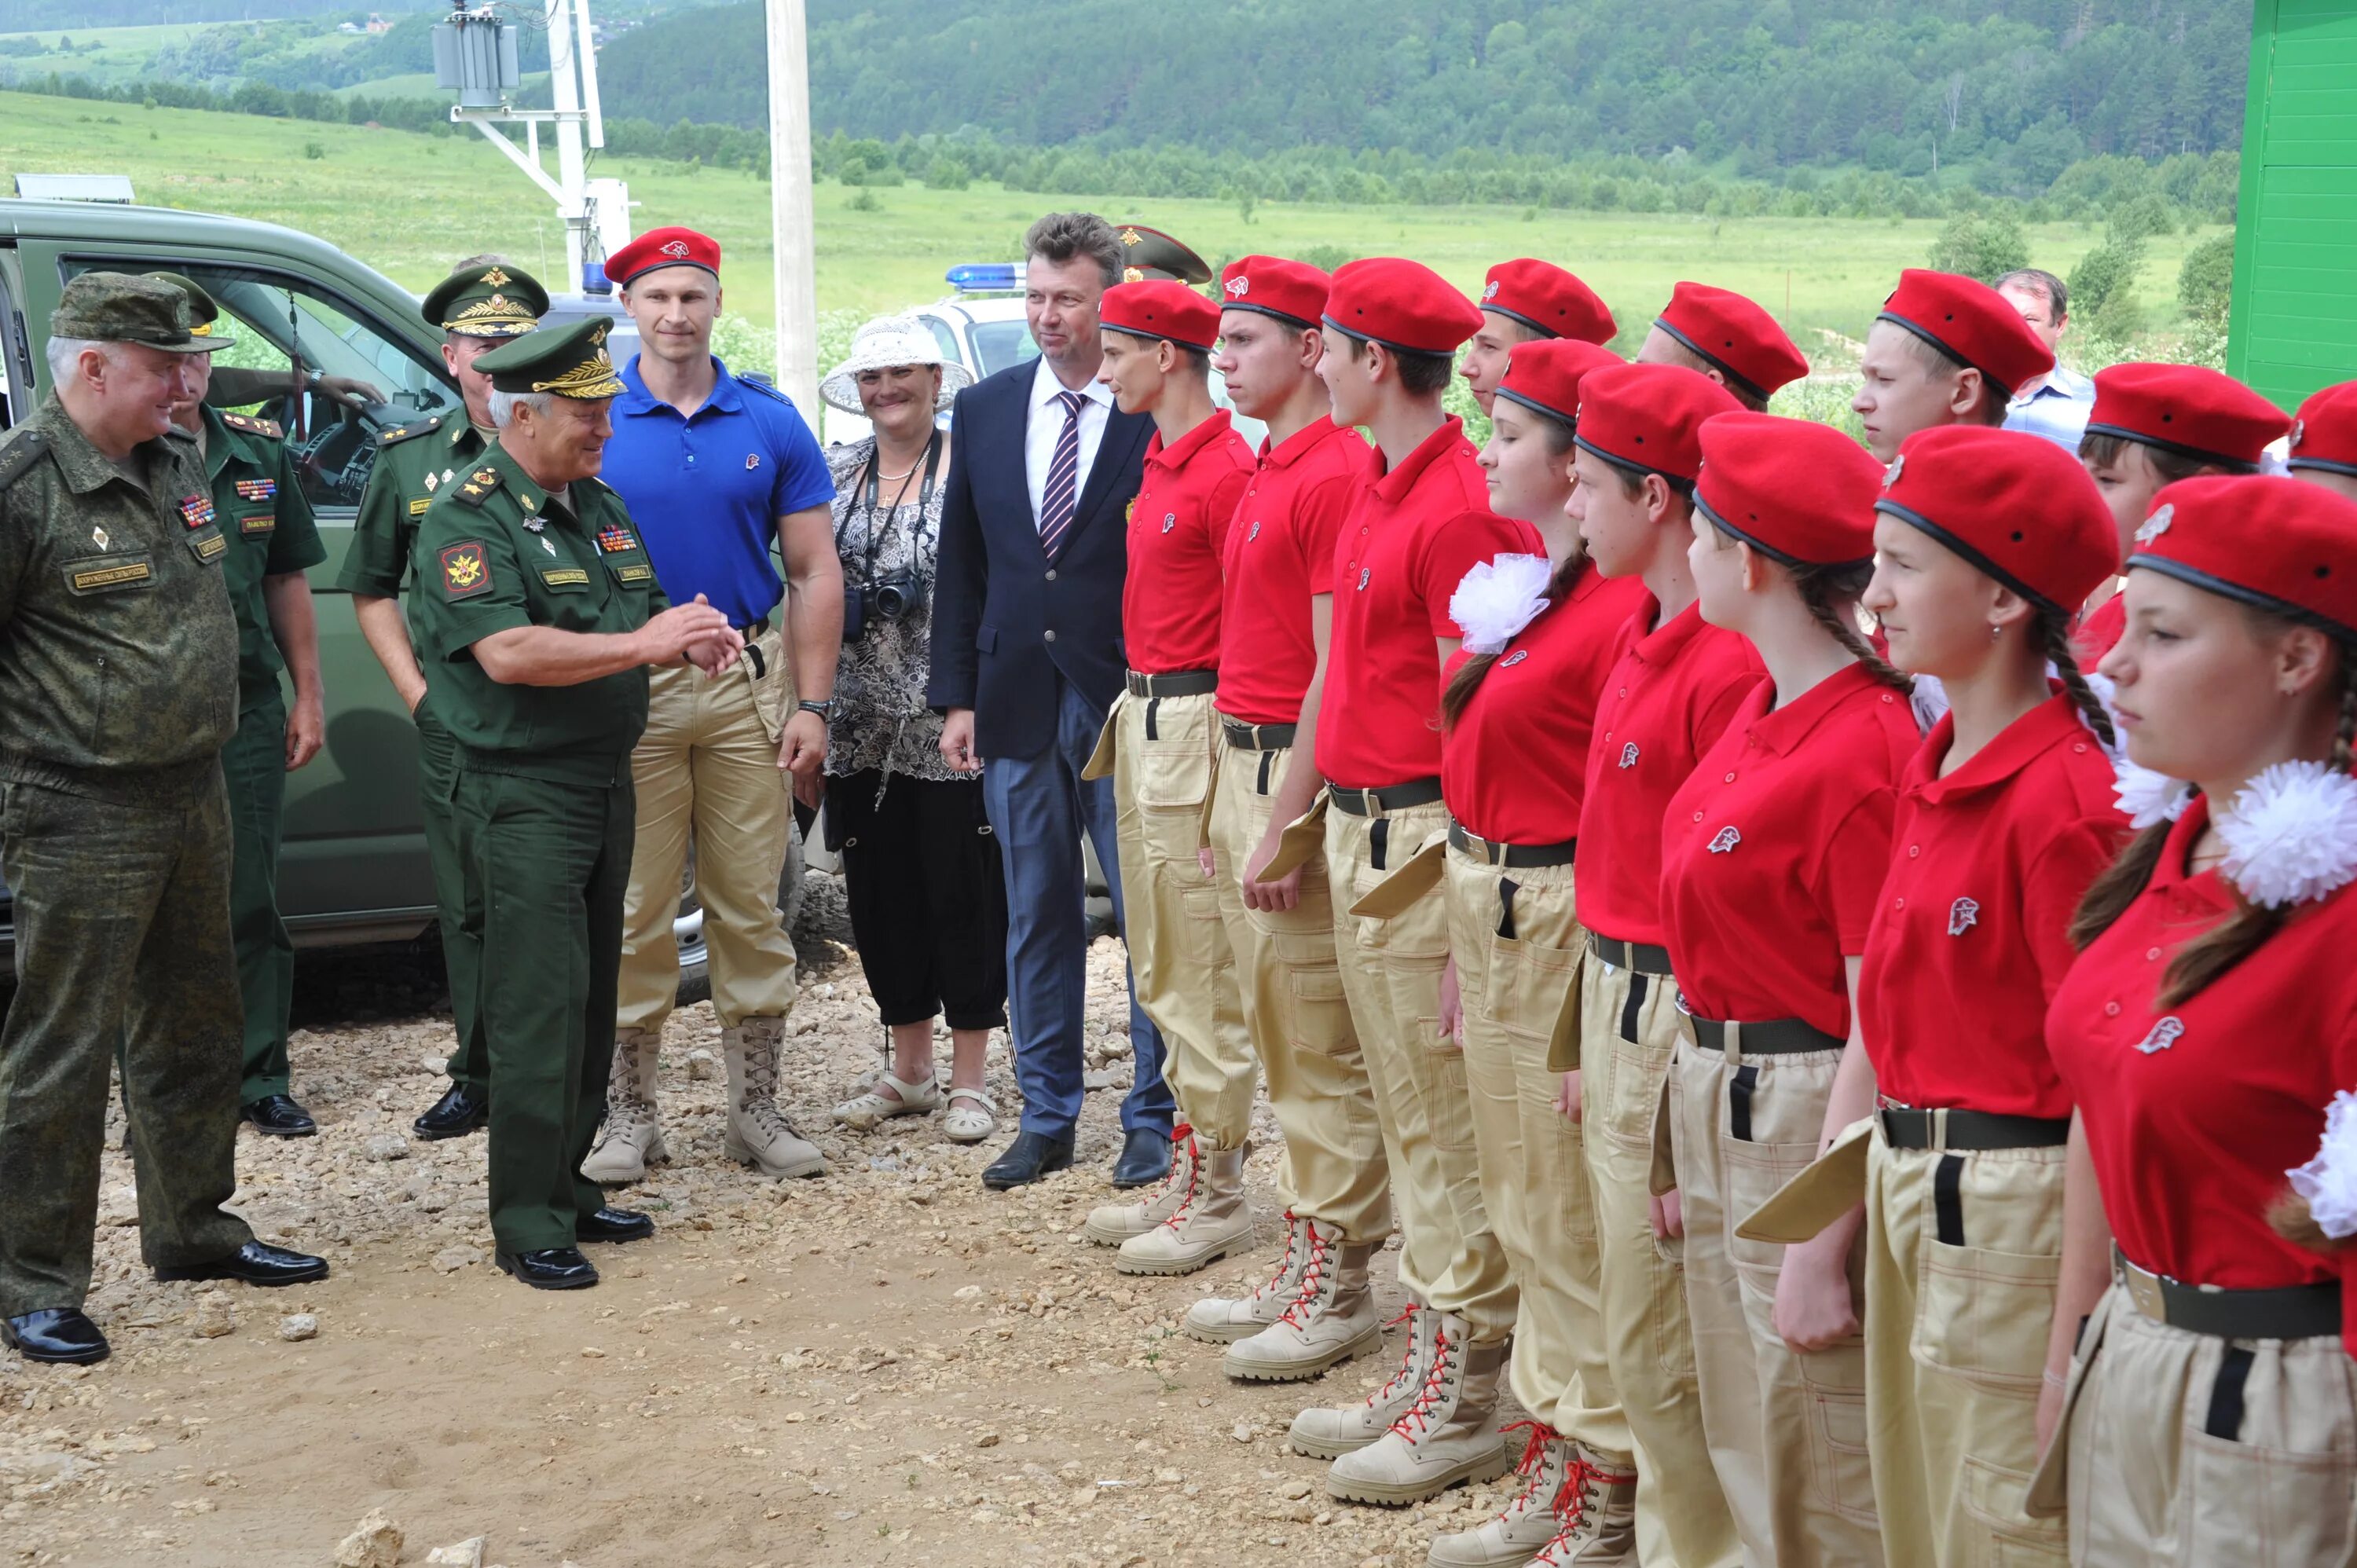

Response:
(1113, 223), (1213, 285)
(421, 259), (550, 339)
(142, 270), (240, 350)
(473, 317), (627, 400)
(50, 271), (218, 354)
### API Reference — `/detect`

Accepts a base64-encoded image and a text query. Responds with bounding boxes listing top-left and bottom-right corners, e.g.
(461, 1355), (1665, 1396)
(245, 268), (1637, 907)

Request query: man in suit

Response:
(929, 212), (1173, 1192)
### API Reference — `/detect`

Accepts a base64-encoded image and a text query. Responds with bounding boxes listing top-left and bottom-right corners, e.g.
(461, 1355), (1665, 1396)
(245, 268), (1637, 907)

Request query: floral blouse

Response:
(823, 437), (966, 784)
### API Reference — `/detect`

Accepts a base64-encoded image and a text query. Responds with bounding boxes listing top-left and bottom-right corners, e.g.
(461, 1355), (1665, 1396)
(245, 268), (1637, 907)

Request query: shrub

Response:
(2068, 236), (2146, 321)
(2177, 233), (2236, 327)
(1926, 211), (2029, 284)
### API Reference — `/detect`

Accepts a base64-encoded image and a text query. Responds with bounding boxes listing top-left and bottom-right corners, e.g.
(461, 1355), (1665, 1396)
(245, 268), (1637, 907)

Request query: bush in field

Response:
(1926, 211), (2028, 284)
(2177, 233), (2236, 327)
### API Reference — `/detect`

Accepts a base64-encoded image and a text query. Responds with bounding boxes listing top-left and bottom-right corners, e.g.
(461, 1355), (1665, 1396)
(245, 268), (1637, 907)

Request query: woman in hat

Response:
(816, 315), (1006, 1144)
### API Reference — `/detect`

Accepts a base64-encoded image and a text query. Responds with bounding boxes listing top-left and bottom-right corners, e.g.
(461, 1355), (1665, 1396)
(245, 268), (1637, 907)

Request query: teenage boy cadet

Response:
(1635, 282), (1811, 412)
(1851, 269), (2055, 463)
(588, 225), (844, 1185)
(340, 256), (550, 1142)
(1078, 280), (1258, 1275)
(1189, 255), (1387, 1355)
(1268, 258), (1537, 1507)
(1457, 260), (1616, 415)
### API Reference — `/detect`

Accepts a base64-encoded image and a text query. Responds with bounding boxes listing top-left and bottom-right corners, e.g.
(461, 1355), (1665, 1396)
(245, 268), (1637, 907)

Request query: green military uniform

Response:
(0, 276), (256, 1318)
(335, 260), (547, 1098)
(408, 319), (667, 1257)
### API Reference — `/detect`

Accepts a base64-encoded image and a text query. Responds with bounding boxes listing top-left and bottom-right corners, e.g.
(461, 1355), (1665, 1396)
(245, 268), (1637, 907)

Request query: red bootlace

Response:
(1358, 1304), (1420, 1405)
(1547, 1456), (1637, 1540)
(1386, 1321), (1457, 1440)
(1248, 1211), (1300, 1302)
(1498, 1420), (1559, 1512)
(1155, 1126), (1203, 1229)
(1273, 1225), (1334, 1328)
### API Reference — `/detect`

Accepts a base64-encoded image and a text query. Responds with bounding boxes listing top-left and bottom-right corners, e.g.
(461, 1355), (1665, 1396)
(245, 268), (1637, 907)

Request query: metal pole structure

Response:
(544, 0), (589, 290)
(765, 0), (819, 413)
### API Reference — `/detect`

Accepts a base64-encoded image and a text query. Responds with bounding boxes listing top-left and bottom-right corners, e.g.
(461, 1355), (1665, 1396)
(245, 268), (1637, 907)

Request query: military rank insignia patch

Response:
(235, 478), (277, 502)
(596, 525), (639, 555)
(441, 540), (493, 598)
(179, 495), (217, 529)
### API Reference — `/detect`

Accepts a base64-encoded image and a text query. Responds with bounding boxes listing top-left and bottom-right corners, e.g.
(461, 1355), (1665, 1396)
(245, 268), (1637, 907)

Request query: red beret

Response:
(1493, 338), (1622, 426)
(1653, 282), (1809, 401)
(1876, 426), (2116, 612)
(2130, 475), (2357, 640)
(1099, 280), (1219, 354)
(608, 226), (720, 287)
(1479, 259), (1615, 346)
(1324, 258), (1485, 356)
(2289, 381), (2357, 479)
(1876, 269), (2055, 401)
(2088, 363), (2288, 469)
(1218, 255), (1329, 329)
(1574, 362), (1744, 485)
(1695, 412), (1885, 567)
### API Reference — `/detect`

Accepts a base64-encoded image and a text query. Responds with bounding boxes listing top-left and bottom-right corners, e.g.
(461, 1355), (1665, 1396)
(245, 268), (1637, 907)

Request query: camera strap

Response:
(848, 431), (943, 582)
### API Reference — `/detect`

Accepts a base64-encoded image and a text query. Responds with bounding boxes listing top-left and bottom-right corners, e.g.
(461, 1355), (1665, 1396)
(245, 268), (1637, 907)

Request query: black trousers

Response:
(826, 770), (1008, 1033)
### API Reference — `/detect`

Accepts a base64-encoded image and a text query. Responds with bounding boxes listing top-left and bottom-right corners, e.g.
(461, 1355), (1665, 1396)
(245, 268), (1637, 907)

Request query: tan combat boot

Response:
(1082, 1125), (1194, 1247)
(723, 1018), (828, 1179)
(581, 1028), (665, 1184)
(1114, 1142), (1252, 1276)
(1184, 1210), (1307, 1344)
(1527, 1445), (1639, 1566)
(1224, 1221), (1383, 1388)
(1325, 1313), (1513, 1506)
(1427, 1422), (1572, 1567)
(1275, 1299), (1431, 1454)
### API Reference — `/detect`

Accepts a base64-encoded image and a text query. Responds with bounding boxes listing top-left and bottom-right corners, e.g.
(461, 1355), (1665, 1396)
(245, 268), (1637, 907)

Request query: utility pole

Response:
(765, 0), (819, 412)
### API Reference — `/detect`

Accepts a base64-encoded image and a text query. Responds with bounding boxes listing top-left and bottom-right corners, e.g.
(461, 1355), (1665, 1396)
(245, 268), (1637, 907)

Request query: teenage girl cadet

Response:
(1414, 337), (1648, 1567)
(2031, 475), (2357, 1565)
(1634, 283), (1812, 412)
(1750, 424), (2128, 1567)
(1563, 360), (1755, 1568)
(1851, 269), (2055, 464)
(2072, 365), (2288, 661)
(2288, 380), (2357, 504)
(1658, 412), (1915, 1568)
(1274, 258), (1538, 1507)
(1457, 261), (1617, 416)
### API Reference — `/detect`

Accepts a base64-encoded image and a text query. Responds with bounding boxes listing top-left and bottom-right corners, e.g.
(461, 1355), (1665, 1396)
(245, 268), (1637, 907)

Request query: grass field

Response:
(0, 87), (2219, 381)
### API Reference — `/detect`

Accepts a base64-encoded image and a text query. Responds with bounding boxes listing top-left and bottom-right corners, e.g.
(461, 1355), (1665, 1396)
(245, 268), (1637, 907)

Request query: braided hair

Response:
(1442, 408), (1585, 729)
(2039, 609), (2117, 752)
(1792, 561), (1913, 695)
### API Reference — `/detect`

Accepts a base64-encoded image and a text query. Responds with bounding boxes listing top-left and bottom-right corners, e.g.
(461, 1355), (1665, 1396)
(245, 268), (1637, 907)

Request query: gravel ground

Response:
(0, 877), (1533, 1568)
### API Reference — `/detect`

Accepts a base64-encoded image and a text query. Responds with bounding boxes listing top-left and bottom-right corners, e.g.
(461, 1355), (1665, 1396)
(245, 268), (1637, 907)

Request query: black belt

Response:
(1588, 932), (1673, 976)
(1878, 1105), (2070, 1151)
(1684, 1013), (1843, 1057)
(735, 614), (772, 636)
(1221, 719), (1296, 751)
(2117, 1250), (2342, 1340)
(1126, 669), (1217, 698)
(1329, 778), (1444, 816)
(1448, 820), (1578, 869)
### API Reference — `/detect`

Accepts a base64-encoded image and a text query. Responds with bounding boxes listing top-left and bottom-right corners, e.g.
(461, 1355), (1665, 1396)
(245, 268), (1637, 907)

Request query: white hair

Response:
(487, 388), (556, 428)
(45, 335), (119, 387)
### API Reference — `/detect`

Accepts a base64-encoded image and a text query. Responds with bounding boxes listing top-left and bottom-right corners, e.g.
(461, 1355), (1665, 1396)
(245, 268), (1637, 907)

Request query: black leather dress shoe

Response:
(1110, 1126), (1174, 1189)
(576, 1207), (654, 1244)
(497, 1247), (599, 1289)
(2, 1308), (110, 1365)
(240, 1094), (317, 1138)
(981, 1130), (1076, 1190)
(155, 1240), (330, 1288)
(412, 1082), (489, 1141)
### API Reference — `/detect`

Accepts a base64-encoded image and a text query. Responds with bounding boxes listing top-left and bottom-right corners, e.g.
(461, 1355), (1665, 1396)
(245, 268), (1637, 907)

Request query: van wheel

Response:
(673, 820), (806, 1006)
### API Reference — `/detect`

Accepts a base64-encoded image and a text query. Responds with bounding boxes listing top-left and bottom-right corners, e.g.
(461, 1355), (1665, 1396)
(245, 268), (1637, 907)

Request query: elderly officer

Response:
(150, 271), (330, 1139)
(339, 256), (549, 1144)
(0, 273), (329, 1365)
(409, 317), (743, 1290)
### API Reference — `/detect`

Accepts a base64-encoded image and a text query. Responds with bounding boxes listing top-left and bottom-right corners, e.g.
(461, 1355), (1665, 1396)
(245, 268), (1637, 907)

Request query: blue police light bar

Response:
(946, 262), (1021, 293)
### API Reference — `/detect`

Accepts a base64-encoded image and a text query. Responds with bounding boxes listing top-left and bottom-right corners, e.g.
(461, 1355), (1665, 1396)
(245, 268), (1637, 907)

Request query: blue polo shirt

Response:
(600, 354), (836, 627)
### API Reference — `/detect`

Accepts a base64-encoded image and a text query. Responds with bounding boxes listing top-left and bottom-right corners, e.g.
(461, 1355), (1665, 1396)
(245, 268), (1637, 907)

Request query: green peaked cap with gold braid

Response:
(420, 259), (550, 339)
(473, 317), (627, 401)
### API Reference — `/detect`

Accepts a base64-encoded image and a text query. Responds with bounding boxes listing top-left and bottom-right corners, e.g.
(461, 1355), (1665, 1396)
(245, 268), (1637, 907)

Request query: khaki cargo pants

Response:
(1577, 951), (1741, 1568)
(1672, 1030), (1882, 1567)
(1205, 739), (1387, 1234)
(1093, 688), (1253, 1149)
(1444, 849), (1632, 1457)
(1327, 800), (1513, 1339)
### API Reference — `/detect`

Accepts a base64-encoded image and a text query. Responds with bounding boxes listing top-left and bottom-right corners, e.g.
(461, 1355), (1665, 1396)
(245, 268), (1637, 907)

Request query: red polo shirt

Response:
(1660, 663), (1922, 1039)
(2075, 592), (2126, 663)
(1316, 417), (1539, 790)
(1573, 599), (1766, 946)
(1858, 694), (2130, 1119)
(2048, 797), (2357, 1335)
(1216, 416), (1369, 725)
(1442, 560), (1648, 845)
(1121, 409), (1254, 676)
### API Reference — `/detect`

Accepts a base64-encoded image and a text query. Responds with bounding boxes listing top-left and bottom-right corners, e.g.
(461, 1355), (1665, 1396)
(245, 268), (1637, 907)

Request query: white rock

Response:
(364, 1134), (410, 1162)
(426, 1539), (486, 1567)
(192, 1290), (235, 1339)
(431, 1244), (482, 1273)
(686, 1048), (719, 1081)
(279, 1313), (318, 1343)
(332, 1508), (403, 1568)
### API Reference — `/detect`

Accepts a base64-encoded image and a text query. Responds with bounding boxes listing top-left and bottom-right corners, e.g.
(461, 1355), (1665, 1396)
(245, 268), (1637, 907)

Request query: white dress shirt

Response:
(1024, 356), (1115, 529)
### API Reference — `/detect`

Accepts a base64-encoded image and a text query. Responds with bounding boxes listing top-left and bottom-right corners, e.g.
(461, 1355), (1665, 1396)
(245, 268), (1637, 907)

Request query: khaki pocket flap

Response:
(1648, 1061), (1679, 1198)
(1259, 790), (1331, 881)
(1347, 837), (1446, 918)
(2024, 1289), (2111, 1519)
(1080, 702), (1120, 782)
(1197, 745), (1222, 852)
(1737, 1116), (1875, 1244)
(1545, 958), (1585, 1073)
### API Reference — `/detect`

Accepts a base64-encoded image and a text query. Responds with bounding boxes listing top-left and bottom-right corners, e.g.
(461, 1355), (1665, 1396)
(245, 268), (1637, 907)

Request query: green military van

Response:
(0, 196), (801, 997)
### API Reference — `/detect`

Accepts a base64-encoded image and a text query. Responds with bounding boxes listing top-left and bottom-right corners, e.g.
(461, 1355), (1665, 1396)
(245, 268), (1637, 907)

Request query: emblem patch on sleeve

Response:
(441, 540), (493, 599)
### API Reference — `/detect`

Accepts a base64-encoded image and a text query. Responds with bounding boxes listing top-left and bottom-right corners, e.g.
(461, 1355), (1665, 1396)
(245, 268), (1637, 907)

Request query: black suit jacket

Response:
(925, 359), (1151, 761)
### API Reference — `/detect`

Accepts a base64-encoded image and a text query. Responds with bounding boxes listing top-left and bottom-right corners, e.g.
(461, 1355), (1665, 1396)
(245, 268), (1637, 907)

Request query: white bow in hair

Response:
(1450, 554), (1553, 657)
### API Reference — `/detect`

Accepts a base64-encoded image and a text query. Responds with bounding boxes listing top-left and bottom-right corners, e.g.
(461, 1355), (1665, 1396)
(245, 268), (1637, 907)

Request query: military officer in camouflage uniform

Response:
(151, 272), (330, 1139)
(409, 317), (743, 1290)
(0, 273), (328, 1366)
(338, 257), (549, 1143)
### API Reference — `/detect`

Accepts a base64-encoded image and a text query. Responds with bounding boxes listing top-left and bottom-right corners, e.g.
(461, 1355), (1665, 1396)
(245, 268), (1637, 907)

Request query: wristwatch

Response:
(797, 698), (838, 717)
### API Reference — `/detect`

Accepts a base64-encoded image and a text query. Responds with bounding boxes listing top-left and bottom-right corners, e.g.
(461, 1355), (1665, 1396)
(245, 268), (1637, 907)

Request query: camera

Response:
(842, 573), (926, 641)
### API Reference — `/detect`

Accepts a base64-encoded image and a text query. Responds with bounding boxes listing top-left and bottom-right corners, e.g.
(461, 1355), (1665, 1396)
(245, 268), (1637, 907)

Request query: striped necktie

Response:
(1039, 389), (1088, 561)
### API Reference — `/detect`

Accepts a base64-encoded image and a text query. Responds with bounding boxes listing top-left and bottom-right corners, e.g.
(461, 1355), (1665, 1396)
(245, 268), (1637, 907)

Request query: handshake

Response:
(643, 593), (746, 676)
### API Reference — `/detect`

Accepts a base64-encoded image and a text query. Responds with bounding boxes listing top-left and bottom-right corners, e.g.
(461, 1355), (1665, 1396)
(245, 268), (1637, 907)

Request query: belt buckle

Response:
(2121, 1260), (2168, 1321)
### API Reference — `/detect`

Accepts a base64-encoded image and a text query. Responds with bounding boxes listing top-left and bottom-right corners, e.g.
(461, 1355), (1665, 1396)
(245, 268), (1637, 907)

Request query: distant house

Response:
(365, 12), (393, 35)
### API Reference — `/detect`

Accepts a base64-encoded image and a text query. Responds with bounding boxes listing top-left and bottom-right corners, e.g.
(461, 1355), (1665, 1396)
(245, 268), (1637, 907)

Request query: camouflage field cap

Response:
(49, 271), (218, 354)
(421, 258), (550, 339)
(142, 270), (240, 351)
(474, 317), (627, 400)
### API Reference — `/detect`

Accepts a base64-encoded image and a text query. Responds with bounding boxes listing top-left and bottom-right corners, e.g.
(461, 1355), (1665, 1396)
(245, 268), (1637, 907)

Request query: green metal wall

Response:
(2231, 0), (2357, 406)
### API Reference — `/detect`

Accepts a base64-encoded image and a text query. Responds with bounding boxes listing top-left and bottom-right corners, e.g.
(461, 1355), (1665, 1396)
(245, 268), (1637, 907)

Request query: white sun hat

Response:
(819, 313), (973, 416)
